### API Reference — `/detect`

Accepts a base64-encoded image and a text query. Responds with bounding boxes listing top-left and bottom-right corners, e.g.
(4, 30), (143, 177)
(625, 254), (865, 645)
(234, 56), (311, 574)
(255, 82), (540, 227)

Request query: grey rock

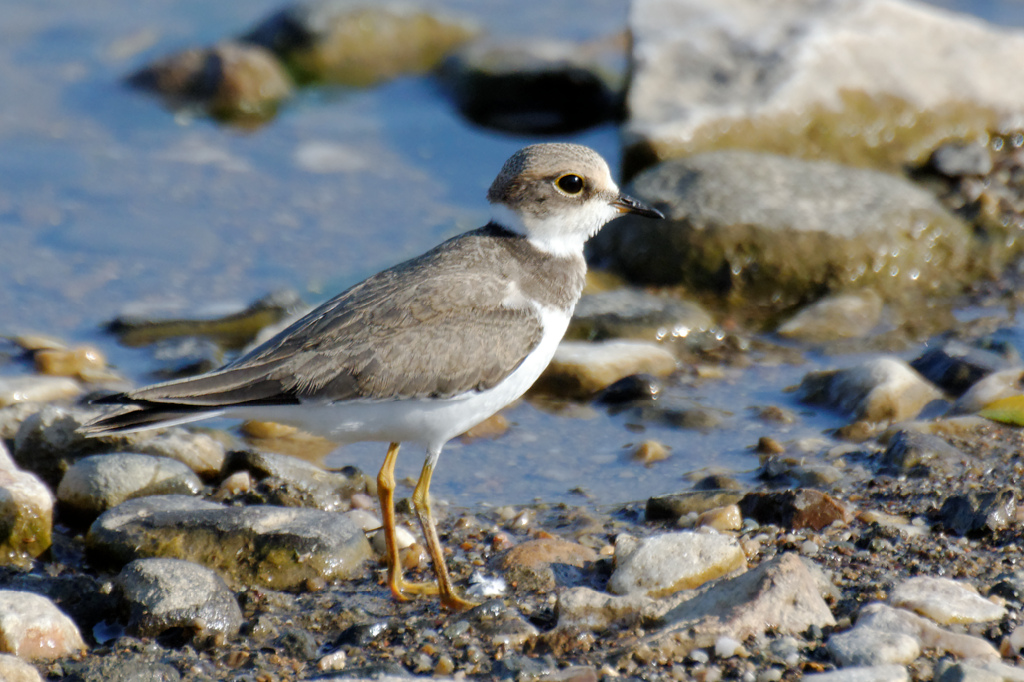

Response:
(938, 489), (1016, 536)
(116, 558), (243, 641)
(569, 288), (715, 345)
(534, 340), (677, 399)
(58, 658), (182, 682)
(828, 626), (921, 667)
(624, 0), (1024, 176)
(608, 531), (746, 597)
(879, 431), (972, 477)
(648, 553), (836, 656)
(930, 141), (994, 178)
(14, 405), (226, 486)
(911, 341), (1016, 397)
(797, 357), (945, 423)
(889, 576), (1005, 625)
(230, 449), (366, 511)
(935, 660), (1024, 682)
(439, 35), (624, 134)
(87, 495), (372, 589)
(591, 152), (973, 308)
(57, 453), (203, 517)
(593, 373), (662, 404)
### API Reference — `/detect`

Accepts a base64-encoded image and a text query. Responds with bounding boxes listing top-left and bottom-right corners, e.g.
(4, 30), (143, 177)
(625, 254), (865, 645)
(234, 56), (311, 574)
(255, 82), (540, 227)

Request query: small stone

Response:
(738, 489), (851, 531)
(593, 373), (662, 404)
(952, 368), (1024, 415)
(497, 538), (598, 592)
(930, 141), (994, 178)
(116, 558), (243, 641)
(57, 453), (203, 517)
(0, 443), (53, 567)
(535, 340), (677, 398)
(646, 490), (745, 521)
(0, 376), (81, 407)
(632, 439), (670, 466)
(798, 357), (944, 423)
(777, 291), (883, 342)
(0, 653), (44, 682)
(715, 635), (744, 658)
(371, 525), (415, 555)
(569, 288), (714, 344)
(879, 430), (972, 476)
(889, 577), (1006, 625)
(0, 590), (86, 660)
(938, 489), (1016, 536)
(127, 41), (293, 121)
(696, 505), (743, 532)
(555, 586), (656, 631)
(318, 649), (347, 672)
(230, 450), (365, 511)
(910, 341), (1014, 397)
(217, 470), (251, 497)
(608, 531), (746, 597)
(33, 346), (107, 380)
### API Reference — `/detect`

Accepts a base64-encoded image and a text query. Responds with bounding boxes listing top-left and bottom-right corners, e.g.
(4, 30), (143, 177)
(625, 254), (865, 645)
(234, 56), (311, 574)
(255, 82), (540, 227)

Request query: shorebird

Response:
(81, 142), (664, 610)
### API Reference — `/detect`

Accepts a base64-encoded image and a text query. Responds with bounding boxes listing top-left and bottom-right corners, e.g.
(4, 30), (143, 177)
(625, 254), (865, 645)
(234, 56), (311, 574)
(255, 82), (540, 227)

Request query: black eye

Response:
(556, 174), (585, 195)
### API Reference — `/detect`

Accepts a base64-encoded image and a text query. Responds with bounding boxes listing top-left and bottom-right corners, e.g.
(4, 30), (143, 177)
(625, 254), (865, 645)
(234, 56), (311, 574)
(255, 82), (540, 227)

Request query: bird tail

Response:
(78, 395), (225, 436)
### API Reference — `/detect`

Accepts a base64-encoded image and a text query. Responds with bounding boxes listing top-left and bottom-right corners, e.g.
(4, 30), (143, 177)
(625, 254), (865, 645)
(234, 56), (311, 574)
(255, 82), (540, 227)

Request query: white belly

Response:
(231, 306), (571, 451)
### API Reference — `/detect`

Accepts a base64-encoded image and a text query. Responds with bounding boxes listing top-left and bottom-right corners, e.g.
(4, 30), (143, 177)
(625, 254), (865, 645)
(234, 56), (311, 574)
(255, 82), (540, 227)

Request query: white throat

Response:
(490, 201), (620, 258)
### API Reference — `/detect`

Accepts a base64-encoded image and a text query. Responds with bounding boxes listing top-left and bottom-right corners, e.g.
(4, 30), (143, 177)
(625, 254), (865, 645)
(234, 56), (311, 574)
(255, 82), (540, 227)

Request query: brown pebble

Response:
(460, 413), (510, 441)
(349, 493), (375, 510)
(34, 346), (106, 378)
(434, 654), (455, 676)
(755, 436), (785, 454)
(632, 439), (670, 465)
(696, 504), (743, 531)
(400, 543), (428, 571)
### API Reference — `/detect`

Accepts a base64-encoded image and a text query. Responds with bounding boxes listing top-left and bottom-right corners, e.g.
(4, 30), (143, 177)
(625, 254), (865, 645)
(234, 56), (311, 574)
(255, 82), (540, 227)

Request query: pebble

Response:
(56, 453), (203, 516)
(229, 450), (366, 511)
(930, 141), (994, 178)
(569, 288), (715, 344)
(952, 368), (1024, 415)
(797, 357), (944, 423)
(370, 524), (416, 555)
(938, 488), (1016, 536)
(879, 430), (971, 476)
(0, 376), (81, 408)
(87, 495), (372, 589)
(555, 587), (658, 632)
(647, 490), (745, 521)
(0, 653), (44, 682)
(935, 659), (1024, 682)
(804, 664), (909, 682)
(608, 531), (746, 597)
(497, 537), (598, 592)
(695, 504), (743, 532)
(116, 558), (243, 641)
(714, 635), (744, 658)
(0, 590), (86, 660)
(632, 439), (670, 466)
(33, 345), (107, 380)
(910, 341), (1014, 397)
(592, 373), (662, 404)
(0, 443), (53, 567)
(535, 340), (677, 398)
(777, 292), (883, 342)
(889, 577), (1006, 625)
(738, 489), (851, 531)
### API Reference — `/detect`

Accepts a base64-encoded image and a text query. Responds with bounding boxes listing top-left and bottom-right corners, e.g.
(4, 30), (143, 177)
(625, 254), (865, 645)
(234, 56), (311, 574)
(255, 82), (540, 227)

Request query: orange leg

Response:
(376, 442), (439, 600)
(411, 456), (477, 611)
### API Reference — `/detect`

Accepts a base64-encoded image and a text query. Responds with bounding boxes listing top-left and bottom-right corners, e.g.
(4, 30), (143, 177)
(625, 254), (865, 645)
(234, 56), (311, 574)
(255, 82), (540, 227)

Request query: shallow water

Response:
(2, 0), (1021, 508)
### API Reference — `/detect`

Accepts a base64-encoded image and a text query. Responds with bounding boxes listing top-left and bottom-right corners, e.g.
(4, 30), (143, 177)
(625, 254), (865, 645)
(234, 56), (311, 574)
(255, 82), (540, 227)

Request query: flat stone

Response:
(777, 292), (883, 342)
(624, 0), (1024, 175)
(804, 665), (909, 682)
(127, 41), (293, 122)
(828, 626), (921, 667)
(0, 653), (44, 682)
(555, 586), (660, 631)
(646, 490), (745, 521)
(0, 590), (86, 660)
(87, 495), (372, 589)
(608, 531), (746, 597)
(229, 450), (365, 511)
(568, 288), (714, 345)
(0, 376), (81, 408)
(439, 35), (624, 134)
(890, 577), (1006, 625)
(116, 558), (243, 641)
(797, 357), (944, 423)
(879, 430), (972, 477)
(534, 340), (677, 399)
(57, 453), (203, 517)
(496, 538), (598, 592)
(738, 489), (851, 531)
(649, 553), (837, 656)
(0, 443), (53, 567)
(911, 341), (1016, 397)
(242, 0), (478, 86)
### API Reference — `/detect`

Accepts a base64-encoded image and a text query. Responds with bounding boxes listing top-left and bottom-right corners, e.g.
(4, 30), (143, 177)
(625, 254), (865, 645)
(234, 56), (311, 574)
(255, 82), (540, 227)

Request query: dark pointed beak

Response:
(611, 193), (664, 219)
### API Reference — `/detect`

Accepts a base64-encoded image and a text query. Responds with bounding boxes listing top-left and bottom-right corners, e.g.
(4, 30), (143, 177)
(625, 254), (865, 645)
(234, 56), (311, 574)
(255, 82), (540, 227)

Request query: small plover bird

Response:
(81, 143), (664, 610)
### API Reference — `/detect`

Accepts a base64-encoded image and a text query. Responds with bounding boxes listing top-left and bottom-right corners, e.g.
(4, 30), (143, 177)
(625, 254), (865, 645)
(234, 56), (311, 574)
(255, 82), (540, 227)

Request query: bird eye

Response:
(555, 174), (585, 195)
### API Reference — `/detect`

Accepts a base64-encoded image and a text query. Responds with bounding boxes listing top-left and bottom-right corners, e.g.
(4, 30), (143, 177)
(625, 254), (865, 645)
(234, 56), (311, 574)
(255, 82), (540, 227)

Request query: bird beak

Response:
(611, 193), (665, 219)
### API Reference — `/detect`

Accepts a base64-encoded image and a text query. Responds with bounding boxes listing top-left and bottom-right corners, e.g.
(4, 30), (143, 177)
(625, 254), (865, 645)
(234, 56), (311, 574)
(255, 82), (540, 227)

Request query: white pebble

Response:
(715, 635), (743, 658)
